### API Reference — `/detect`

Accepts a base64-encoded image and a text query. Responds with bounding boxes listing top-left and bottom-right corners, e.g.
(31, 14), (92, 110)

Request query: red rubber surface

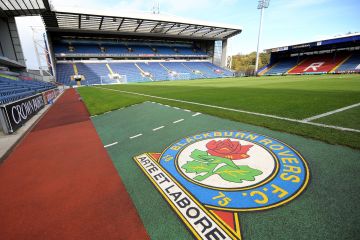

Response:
(0, 89), (149, 240)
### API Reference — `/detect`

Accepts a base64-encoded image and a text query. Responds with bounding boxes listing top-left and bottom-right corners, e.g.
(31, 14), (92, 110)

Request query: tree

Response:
(231, 52), (270, 76)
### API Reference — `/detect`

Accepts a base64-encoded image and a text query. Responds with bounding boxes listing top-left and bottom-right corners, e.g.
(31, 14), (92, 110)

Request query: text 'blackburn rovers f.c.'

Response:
(133, 130), (310, 240)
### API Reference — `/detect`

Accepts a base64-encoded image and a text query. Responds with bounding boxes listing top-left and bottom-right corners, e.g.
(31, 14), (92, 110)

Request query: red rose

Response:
(206, 139), (252, 160)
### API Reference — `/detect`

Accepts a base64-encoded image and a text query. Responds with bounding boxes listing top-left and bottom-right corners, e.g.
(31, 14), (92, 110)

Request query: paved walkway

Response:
(0, 89), (149, 240)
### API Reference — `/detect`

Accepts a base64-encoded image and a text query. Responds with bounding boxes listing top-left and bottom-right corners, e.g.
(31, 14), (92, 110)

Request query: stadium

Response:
(0, 0), (359, 240)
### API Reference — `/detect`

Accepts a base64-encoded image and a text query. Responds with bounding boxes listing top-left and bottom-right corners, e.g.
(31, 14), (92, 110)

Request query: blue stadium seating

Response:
(336, 53), (360, 72)
(53, 44), (69, 54)
(109, 63), (149, 83)
(265, 58), (300, 75)
(162, 62), (199, 79)
(137, 62), (169, 81)
(78, 63), (124, 85)
(155, 46), (176, 55)
(54, 42), (208, 56)
(0, 76), (56, 105)
(183, 62), (223, 78)
(177, 47), (206, 55)
(203, 62), (233, 76)
(56, 63), (74, 86)
(56, 61), (233, 85)
(105, 45), (130, 54)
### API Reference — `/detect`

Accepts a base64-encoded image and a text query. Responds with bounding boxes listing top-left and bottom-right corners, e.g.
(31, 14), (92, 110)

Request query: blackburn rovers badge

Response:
(133, 130), (310, 239)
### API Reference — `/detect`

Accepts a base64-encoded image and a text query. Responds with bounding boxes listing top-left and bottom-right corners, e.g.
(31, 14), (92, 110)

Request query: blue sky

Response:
(16, 0), (360, 69)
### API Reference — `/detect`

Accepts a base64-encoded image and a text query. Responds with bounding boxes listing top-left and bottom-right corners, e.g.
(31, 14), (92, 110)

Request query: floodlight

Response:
(257, 0), (270, 9)
(255, 0), (270, 75)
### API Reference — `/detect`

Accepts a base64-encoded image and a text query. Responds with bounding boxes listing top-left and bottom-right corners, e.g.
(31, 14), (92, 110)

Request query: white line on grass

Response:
(104, 142), (118, 148)
(153, 126), (165, 131)
(302, 102), (360, 122)
(184, 109), (191, 112)
(95, 87), (360, 133)
(130, 134), (143, 139)
(173, 119), (184, 124)
(192, 113), (202, 117)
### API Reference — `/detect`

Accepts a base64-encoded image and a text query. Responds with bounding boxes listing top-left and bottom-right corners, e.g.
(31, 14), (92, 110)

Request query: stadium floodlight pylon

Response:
(255, 0), (270, 75)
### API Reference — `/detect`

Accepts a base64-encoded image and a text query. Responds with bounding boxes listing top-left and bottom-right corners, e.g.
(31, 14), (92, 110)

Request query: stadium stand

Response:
(109, 63), (148, 83)
(264, 34), (360, 76)
(56, 63), (75, 86)
(335, 53), (360, 73)
(288, 53), (350, 74)
(264, 57), (301, 75)
(162, 62), (199, 79)
(0, 75), (56, 104)
(53, 41), (207, 57)
(56, 61), (233, 85)
(183, 62), (220, 78)
(137, 62), (168, 81)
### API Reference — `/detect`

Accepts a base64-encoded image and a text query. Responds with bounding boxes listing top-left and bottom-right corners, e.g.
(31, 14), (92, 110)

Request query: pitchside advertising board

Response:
(2, 94), (45, 132)
(0, 88), (60, 133)
(43, 89), (60, 104)
(134, 130), (310, 240)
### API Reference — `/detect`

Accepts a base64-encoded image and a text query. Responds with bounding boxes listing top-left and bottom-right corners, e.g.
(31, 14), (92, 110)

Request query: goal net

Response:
(99, 74), (127, 85)
(167, 72), (191, 81)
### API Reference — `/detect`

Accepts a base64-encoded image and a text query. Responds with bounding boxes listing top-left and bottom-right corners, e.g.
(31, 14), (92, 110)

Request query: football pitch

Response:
(77, 75), (359, 239)
(79, 74), (360, 149)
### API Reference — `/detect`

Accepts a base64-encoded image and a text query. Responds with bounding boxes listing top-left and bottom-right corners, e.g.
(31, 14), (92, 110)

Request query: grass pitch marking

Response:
(302, 102), (360, 122)
(192, 113), (202, 117)
(152, 126), (165, 131)
(95, 86), (360, 133)
(104, 142), (118, 148)
(130, 134), (143, 139)
(173, 119), (184, 124)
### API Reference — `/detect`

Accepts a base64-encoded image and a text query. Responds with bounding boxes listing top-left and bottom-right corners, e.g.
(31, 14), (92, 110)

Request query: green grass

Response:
(314, 107), (360, 130)
(78, 74), (360, 149)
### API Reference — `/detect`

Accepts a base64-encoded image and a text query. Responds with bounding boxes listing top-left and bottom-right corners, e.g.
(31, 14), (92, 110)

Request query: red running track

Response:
(0, 89), (149, 240)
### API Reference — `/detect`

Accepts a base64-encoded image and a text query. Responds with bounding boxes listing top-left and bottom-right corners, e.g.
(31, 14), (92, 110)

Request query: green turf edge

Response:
(91, 101), (360, 240)
(313, 106), (360, 130)
(78, 87), (360, 150)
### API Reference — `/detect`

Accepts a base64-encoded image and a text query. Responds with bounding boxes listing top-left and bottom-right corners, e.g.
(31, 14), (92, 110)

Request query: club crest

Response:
(133, 130), (310, 239)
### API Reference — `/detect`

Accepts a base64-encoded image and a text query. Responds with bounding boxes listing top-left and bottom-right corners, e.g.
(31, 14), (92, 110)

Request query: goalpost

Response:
(168, 72), (191, 81)
(99, 74), (128, 85)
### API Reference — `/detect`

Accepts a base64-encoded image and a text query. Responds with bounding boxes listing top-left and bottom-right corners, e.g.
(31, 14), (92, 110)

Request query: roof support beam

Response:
(0, 0), (11, 17)
(4, 0), (22, 16)
(20, 0), (33, 15)
(0, 0), (10, 11)
(164, 23), (176, 33)
(13, 0), (28, 15)
(190, 26), (206, 36)
(150, 22), (160, 32)
(201, 28), (215, 37)
(34, 0), (41, 10)
(178, 25), (191, 35)
(134, 19), (143, 32)
(78, 14), (81, 29)
(42, 0), (51, 10)
(27, 0), (37, 14)
(212, 29), (228, 37)
(117, 18), (125, 31)
(99, 16), (104, 30)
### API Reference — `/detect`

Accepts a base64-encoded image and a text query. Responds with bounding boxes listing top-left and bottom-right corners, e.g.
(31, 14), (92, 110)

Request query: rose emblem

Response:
(181, 139), (262, 183)
(206, 139), (252, 160)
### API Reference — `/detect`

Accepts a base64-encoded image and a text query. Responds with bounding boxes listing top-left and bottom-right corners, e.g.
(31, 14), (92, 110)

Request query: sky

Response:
(15, 0), (360, 69)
